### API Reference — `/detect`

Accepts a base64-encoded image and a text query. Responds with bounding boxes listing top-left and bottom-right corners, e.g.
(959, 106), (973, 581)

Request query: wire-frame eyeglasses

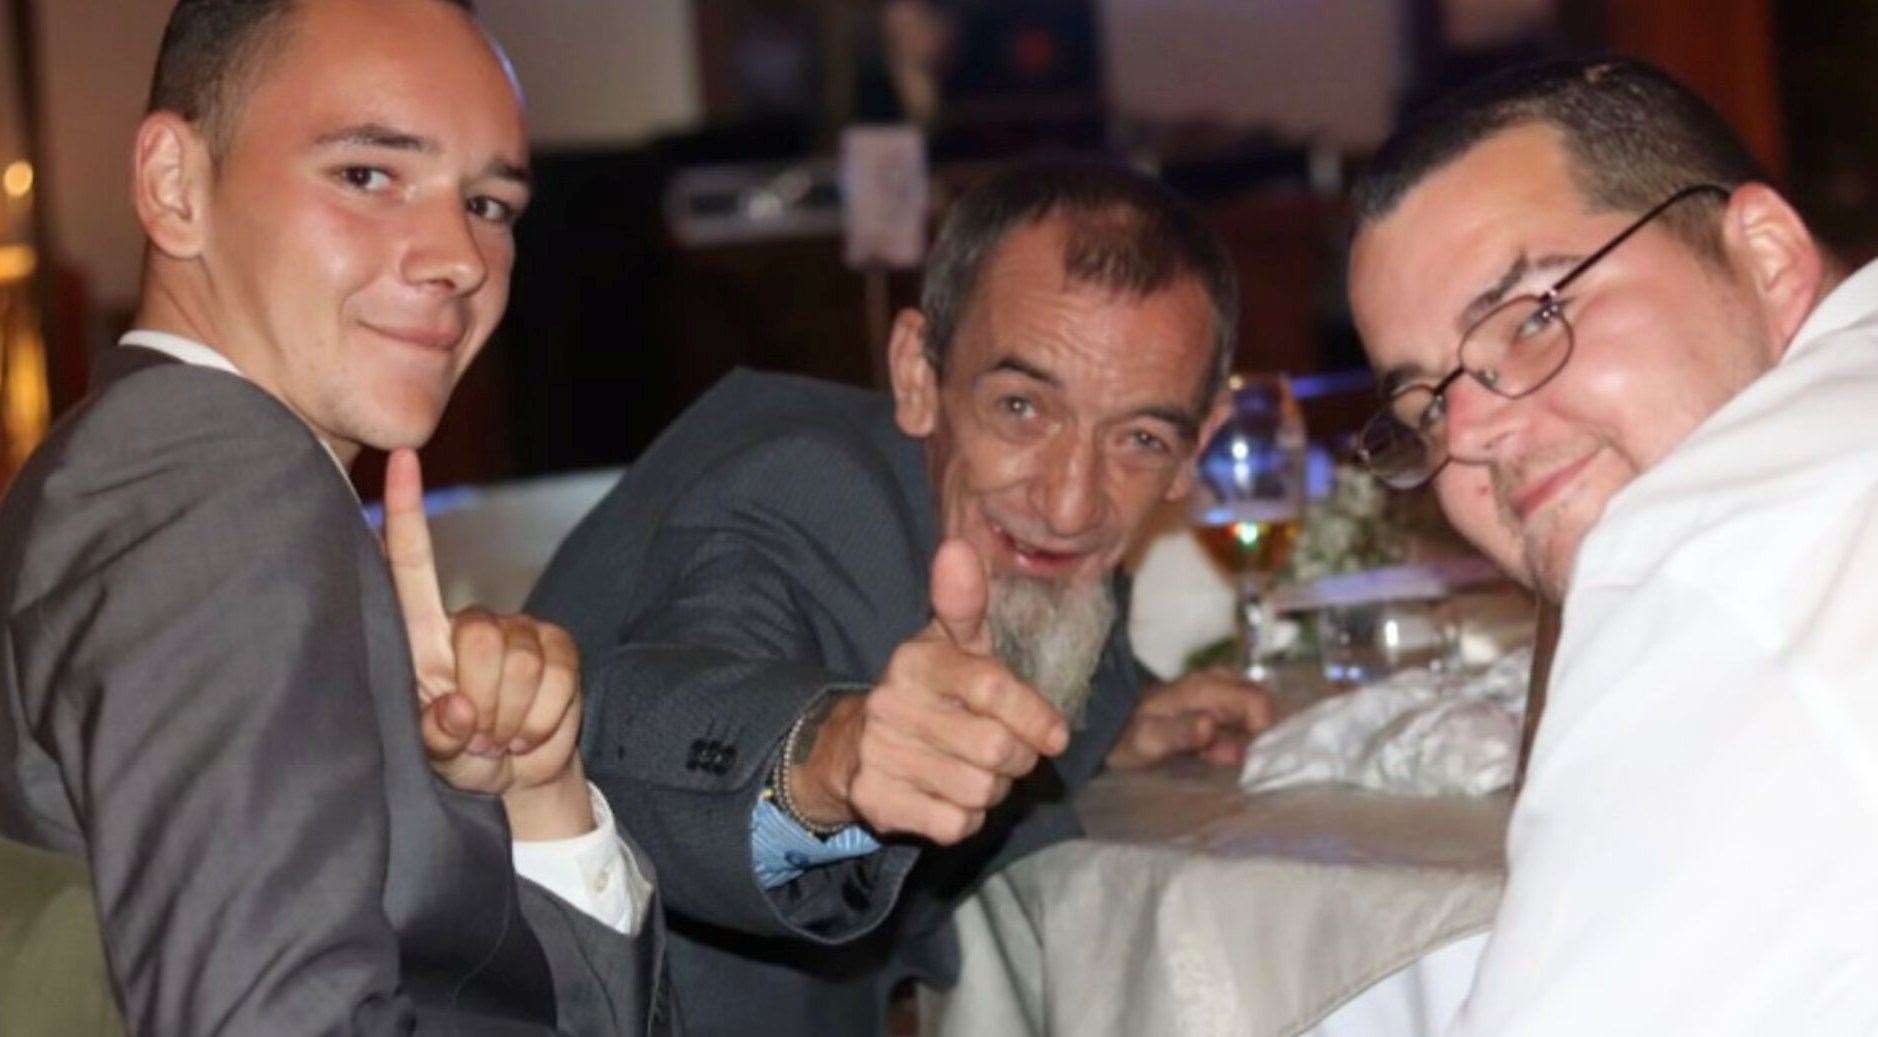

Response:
(1355, 183), (1730, 490)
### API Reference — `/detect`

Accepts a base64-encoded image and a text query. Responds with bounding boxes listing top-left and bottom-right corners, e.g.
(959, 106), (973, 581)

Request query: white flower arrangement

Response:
(1285, 464), (1410, 583)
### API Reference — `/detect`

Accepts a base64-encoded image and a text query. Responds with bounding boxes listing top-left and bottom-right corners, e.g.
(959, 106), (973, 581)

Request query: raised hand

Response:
(787, 538), (1069, 845)
(382, 449), (592, 839)
(1104, 668), (1276, 771)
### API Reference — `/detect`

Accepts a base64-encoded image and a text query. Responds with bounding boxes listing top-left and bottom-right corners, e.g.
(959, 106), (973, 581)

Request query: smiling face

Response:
(889, 216), (1226, 590)
(1349, 123), (1790, 599)
(171, 0), (529, 460)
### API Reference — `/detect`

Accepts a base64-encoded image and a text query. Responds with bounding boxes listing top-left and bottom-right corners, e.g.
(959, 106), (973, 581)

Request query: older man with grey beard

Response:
(527, 159), (1275, 1034)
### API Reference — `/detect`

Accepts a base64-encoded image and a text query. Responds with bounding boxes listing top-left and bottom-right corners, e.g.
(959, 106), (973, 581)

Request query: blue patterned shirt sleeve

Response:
(751, 797), (882, 888)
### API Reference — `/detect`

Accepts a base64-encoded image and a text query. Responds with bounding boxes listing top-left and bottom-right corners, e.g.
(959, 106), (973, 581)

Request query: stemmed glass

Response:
(1190, 373), (1307, 680)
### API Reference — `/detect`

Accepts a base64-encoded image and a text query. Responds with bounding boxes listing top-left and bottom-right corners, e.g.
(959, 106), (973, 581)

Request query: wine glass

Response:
(1190, 373), (1307, 681)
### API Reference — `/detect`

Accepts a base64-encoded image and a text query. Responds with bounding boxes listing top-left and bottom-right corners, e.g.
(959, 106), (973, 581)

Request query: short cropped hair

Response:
(148, 0), (475, 152)
(922, 160), (1239, 403)
(1351, 57), (1768, 261)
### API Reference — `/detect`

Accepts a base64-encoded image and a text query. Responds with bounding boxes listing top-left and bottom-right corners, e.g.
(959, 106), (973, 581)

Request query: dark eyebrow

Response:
(484, 158), (531, 188)
(1454, 250), (1587, 335)
(314, 122), (437, 153)
(985, 355), (1060, 386)
(1454, 253), (1531, 336)
(314, 122), (531, 188)
(1134, 404), (1201, 443)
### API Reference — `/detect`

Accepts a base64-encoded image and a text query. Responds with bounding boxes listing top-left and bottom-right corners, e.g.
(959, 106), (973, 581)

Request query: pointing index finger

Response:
(382, 448), (453, 693)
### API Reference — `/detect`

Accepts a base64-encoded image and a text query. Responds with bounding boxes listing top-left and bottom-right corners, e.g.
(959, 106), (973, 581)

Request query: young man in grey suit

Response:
(0, 0), (666, 1031)
(530, 162), (1277, 1033)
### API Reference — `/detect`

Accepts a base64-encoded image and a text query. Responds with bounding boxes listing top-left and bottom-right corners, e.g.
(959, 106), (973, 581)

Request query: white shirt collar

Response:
(1784, 258), (1878, 365)
(118, 329), (242, 377)
(118, 330), (355, 491)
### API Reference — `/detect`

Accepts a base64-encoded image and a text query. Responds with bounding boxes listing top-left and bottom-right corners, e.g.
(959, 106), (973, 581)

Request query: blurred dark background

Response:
(1, 0), (1869, 495)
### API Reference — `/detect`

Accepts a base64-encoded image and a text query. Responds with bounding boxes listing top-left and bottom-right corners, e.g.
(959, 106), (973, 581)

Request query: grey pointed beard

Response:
(987, 575), (1118, 727)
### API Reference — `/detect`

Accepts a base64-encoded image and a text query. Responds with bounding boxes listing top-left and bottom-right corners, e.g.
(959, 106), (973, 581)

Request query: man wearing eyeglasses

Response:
(1347, 58), (1878, 1033)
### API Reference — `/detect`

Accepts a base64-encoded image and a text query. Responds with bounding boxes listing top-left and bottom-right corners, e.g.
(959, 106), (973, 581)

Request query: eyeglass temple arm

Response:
(1549, 184), (1732, 295)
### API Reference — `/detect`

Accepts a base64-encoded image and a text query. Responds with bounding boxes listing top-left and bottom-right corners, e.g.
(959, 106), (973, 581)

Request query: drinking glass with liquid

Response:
(1190, 373), (1307, 680)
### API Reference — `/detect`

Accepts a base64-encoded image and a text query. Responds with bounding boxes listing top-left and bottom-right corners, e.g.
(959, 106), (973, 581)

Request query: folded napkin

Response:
(1240, 647), (1533, 796)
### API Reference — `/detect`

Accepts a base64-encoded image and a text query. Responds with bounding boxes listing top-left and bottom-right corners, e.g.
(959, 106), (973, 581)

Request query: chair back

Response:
(0, 836), (123, 1034)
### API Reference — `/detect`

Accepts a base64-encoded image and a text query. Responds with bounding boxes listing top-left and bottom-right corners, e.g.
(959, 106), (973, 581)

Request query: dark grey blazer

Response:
(0, 347), (668, 1034)
(529, 369), (1144, 1034)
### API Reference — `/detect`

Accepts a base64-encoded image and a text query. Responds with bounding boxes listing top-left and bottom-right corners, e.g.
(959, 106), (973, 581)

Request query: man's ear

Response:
(887, 308), (939, 438)
(1165, 386), (1231, 502)
(1720, 183), (1828, 356)
(132, 111), (213, 260)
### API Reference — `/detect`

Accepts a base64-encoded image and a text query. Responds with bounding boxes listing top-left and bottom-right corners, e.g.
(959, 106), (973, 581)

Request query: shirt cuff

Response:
(512, 782), (650, 935)
(751, 796), (882, 889)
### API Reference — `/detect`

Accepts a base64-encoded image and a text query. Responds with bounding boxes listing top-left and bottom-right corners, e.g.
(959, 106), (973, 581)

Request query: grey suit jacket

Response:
(0, 348), (669, 1034)
(529, 370), (1144, 1034)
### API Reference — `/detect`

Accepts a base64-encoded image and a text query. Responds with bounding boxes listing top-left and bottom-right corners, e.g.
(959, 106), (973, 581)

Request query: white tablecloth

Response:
(921, 762), (1504, 1036)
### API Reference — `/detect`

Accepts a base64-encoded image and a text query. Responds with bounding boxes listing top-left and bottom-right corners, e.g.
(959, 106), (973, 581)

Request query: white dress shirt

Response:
(1449, 262), (1878, 1034)
(120, 330), (648, 936)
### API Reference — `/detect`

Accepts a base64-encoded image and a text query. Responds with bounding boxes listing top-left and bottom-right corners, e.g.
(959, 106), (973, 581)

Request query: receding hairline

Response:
(1354, 120), (1586, 242)
(1355, 116), (1648, 232)
(922, 181), (1239, 406)
(1351, 116), (1747, 300)
(1350, 58), (1766, 267)
(980, 206), (1220, 310)
(957, 210), (1225, 417)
